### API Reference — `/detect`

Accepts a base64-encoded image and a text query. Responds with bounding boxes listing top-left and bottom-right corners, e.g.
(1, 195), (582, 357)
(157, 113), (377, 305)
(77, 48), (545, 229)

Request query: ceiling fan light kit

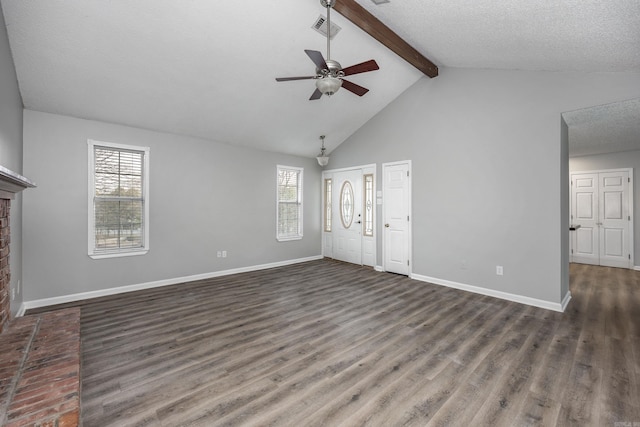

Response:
(275, 0), (379, 100)
(316, 76), (342, 96)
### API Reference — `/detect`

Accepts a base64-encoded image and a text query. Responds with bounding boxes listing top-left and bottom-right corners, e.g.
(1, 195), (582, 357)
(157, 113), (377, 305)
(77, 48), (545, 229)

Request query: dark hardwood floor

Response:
(30, 260), (640, 426)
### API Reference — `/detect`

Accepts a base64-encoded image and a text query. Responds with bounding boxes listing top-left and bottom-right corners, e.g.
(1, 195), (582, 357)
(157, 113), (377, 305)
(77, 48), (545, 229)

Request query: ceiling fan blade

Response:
(305, 49), (329, 71)
(275, 76), (316, 82)
(341, 60), (379, 76)
(341, 79), (369, 97)
(309, 88), (323, 100)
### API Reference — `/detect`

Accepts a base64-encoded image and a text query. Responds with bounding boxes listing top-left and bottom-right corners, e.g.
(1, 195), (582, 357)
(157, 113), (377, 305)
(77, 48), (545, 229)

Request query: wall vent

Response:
(312, 15), (341, 40)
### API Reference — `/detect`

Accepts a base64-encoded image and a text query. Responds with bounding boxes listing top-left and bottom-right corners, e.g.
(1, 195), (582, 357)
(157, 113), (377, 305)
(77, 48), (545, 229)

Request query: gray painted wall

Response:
(22, 110), (322, 301)
(0, 4), (25, 315)
(328, 67), (640, 306)
(570, 150), (640, 266)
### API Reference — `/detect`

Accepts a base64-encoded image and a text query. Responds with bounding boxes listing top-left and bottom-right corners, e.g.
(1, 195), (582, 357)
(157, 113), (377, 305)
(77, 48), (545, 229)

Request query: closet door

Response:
(571, 173), (599, 265)
(570, 170), (632, 268)
(598, 171), (630, 268)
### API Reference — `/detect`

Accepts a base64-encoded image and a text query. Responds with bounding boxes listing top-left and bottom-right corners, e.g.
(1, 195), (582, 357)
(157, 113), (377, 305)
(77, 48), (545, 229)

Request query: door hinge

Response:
(407, 171), (410, 177)
(571, 249), (574, 254)
(407, 260), (410, 266)
(629, 254), (631, 260)
(407, 215), (410, 221)
(571, 180), (573, 186)
(629, 215), (631, 221)
(628, 177), (631, 183)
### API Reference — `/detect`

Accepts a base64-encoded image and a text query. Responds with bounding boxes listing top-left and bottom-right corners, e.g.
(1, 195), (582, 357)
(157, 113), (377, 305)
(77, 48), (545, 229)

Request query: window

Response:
(277, 165), (303, 241)
(88, 140), (149, 258)
(363, 174), (374, 236)
(324, 178), (332, 232)
(340, 180), (354, 228)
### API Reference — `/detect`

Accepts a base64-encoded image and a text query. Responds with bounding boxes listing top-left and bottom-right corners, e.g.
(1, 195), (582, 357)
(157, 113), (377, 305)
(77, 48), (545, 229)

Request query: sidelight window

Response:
(324, 178), (332, 232)
(364, 174), (374, 236)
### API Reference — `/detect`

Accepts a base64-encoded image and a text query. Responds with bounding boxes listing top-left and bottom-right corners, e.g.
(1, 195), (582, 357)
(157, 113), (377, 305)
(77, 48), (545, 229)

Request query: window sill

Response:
(89, 249), (149, 260)
(277, 236), (303, 242)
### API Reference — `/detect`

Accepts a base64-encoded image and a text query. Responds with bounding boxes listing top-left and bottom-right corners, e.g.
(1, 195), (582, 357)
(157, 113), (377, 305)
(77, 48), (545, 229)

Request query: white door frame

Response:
(321, 164), (377, 266)
(570, 167), (634, 269)
(382, 160), (412, 275)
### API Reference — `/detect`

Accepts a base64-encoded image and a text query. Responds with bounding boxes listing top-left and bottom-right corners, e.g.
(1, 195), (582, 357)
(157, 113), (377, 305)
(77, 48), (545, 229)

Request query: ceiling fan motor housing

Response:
(317, 59), (344, 77)
(316, 59), (344, 95)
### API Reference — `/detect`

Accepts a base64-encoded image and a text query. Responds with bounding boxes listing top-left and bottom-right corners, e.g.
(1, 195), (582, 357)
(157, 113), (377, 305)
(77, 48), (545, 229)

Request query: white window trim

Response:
(276, 165), (303, 242)
(88, 139), (150, 259)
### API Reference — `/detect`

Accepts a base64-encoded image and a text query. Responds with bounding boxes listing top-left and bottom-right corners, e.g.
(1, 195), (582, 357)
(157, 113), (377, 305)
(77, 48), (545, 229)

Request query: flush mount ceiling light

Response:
(316, 135), (330, 167)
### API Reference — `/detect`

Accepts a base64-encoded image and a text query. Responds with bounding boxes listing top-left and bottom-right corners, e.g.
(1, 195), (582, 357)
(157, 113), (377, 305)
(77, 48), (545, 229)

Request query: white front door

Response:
(570, 169), (632, 268)
(333, 170), (363, 265)
(383, 162), (410, 275)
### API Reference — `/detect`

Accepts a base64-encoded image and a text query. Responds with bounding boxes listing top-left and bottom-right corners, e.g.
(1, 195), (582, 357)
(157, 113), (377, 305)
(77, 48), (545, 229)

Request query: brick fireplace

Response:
(0, 197), (11, 333)
(0, 165), (35, 333)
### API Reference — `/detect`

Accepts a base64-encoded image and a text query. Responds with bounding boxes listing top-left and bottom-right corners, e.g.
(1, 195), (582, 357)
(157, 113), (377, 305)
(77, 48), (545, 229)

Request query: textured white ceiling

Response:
(1, 0), (638, 157)
(355, 0), (640, 72)
(565, 98), (640, 157)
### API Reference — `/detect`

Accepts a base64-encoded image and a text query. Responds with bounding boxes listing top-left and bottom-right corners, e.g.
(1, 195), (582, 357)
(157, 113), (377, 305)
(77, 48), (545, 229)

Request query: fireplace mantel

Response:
(0, 165), (36, 199)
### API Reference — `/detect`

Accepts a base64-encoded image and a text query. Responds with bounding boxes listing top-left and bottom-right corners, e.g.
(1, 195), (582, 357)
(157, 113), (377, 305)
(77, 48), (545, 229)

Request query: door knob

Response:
(385, 223), (390, 228)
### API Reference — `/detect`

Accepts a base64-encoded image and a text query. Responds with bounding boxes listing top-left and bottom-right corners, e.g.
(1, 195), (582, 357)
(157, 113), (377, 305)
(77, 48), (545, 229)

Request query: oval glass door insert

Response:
(340, 181), (354, 228)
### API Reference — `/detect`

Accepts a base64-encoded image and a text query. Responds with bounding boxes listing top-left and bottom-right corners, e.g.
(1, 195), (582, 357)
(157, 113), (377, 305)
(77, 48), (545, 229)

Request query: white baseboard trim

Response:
(410, 273), (567, 312)
(374, 265), (384, 272)
(634, 265), (640, 271)
(16, 304), (27, 317)
(560, 291), (572, 312)
(19, 255), (323, 314)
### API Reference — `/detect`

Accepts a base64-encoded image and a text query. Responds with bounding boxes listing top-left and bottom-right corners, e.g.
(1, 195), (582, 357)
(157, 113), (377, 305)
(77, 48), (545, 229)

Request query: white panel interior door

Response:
(332, 170), (362, 265)
(599, 171), (629, 268)
(571, 173), (599, 265)
(383, 163), (409, 275)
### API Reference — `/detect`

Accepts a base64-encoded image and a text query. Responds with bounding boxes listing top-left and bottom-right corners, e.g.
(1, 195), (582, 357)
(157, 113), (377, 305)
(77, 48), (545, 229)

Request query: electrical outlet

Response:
(496, 266), (503, 276)
(222, 250), (227, 258)
(217, 251), (222, 258)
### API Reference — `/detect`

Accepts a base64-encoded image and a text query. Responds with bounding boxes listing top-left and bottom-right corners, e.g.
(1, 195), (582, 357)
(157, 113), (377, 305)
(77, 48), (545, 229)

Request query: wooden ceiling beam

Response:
(333, 0), (438, 78)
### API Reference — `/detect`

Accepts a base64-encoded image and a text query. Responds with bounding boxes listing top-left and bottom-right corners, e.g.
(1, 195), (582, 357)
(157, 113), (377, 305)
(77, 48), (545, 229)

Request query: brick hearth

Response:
(0, 308), (81, 426)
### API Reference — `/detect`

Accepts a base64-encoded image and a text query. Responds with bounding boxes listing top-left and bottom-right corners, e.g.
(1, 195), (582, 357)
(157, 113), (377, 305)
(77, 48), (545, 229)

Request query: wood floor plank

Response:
(468, 317), (559, 426)
(599, 335), (640, 426)
(22, 259), (638, 426)
(218, 292), (470, 427)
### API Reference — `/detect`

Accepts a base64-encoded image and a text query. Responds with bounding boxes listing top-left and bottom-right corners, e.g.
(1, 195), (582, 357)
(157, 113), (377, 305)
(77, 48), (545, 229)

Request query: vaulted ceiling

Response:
(1, 0), (638, 157)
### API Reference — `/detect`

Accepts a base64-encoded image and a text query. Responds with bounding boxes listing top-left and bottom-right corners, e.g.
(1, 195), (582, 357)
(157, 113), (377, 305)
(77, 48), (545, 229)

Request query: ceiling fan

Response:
(275, 0), (380, 100)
